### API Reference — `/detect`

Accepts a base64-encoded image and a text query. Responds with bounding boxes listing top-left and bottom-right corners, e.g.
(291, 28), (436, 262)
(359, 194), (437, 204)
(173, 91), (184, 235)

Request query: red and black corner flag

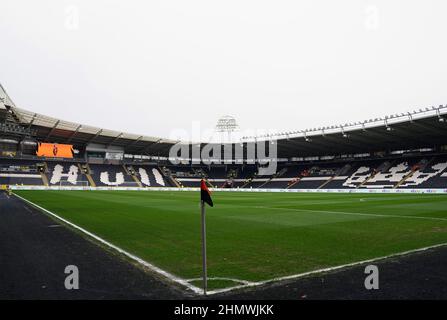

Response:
(200, 179), (213, 207)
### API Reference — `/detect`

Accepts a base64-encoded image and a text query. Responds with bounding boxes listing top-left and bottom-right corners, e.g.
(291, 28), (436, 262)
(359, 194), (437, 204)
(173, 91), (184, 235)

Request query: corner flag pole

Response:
(199, 179), (212, 295)
(200, 200), (208, 295)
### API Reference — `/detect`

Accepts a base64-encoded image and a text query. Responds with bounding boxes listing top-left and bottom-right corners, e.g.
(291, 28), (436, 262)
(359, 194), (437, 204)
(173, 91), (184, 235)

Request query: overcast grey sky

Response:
(1, 0), (446, 141)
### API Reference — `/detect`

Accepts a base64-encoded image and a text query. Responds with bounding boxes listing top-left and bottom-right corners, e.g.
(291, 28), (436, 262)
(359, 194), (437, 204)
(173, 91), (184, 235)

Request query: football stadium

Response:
(2, 2), (447, 312)
(1, 82), (447, 300)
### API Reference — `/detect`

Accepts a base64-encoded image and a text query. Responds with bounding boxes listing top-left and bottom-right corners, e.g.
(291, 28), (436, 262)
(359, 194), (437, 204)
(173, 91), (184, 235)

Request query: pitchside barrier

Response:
(8, 185), (447, 193)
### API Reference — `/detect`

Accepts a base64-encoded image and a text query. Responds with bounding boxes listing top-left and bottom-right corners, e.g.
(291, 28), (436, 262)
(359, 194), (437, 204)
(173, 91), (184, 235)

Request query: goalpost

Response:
(58, 180), (90, 187)
(57, 181), (145, 188)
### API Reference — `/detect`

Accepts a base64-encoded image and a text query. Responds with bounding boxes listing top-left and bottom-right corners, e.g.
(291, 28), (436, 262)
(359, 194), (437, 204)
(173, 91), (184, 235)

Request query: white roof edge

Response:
(1, 84), (247, 145)
(12, 105), (180, 143)
(3, 83), (446, 146)
(0, 82), (179, 144)
(241, 104), (447, 143)
(0, 83), (17, 109)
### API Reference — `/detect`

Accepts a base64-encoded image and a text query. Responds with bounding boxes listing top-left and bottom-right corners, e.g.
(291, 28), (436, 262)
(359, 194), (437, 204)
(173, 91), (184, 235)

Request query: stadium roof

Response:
(273, 112), (447, 158)
(0, 83), (178, 156)
(1, 83), (447, 159)
(10, 106), (179, 156)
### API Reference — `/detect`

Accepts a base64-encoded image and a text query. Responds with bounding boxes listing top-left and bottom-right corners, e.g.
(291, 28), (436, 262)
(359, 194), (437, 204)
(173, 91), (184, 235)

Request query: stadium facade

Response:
(1, 84), (447, 192)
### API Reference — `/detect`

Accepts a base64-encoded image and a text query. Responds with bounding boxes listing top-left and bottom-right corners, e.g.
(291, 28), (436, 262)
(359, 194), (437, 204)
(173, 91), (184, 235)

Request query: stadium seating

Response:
(47, 162), (88, 186)
(89, 164), (168, 187)
(87, 164), (132, 186)
(0, 159), (44, 186)
(133, 166), (167, 187)
(393, 160), (447, 189)
(1, 154), (446, 189)
(341, 157), (447, 189)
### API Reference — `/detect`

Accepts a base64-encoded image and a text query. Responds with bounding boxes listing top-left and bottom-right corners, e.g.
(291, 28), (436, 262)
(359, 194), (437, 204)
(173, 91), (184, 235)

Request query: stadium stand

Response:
(133, 166), (167, 187)
(47, 161), (88, 186)
(0, 159), (45, 186)
(341, 156), (447, 189)
(1, 83), (446, 191)
(1, 154), (446, 189)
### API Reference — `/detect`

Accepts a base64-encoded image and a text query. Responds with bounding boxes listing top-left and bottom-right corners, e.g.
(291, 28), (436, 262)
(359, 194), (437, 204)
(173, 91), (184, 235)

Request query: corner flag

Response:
(199, 179), (213, 295)
(200, 179), (213, 207)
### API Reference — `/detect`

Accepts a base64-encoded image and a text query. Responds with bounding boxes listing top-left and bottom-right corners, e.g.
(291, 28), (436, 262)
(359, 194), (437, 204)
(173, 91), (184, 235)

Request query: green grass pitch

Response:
(15, 190), (447, 290)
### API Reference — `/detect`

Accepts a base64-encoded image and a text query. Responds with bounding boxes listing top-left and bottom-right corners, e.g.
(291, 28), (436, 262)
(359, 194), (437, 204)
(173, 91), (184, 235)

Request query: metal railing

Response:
(241, 105), (447, 142)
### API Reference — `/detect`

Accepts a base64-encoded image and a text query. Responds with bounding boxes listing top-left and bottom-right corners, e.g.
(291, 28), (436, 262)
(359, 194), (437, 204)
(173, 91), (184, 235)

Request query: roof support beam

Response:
(341, 133), (390, 152)
(86, 129), (103, 144)
(411, 120), (447, 136)
(140, 139), (162, 156)
(66, 124), (82, 143)
(45, 120), (60, 141)
(356, 127), (427, 151)
(321, 135), (370, 152)
(27, 113), (37, 129)
(386, 128), (435, 147)
(278, 138), (325, 156)
(125, 135), (144, 150)
(106, 132), (124, 147)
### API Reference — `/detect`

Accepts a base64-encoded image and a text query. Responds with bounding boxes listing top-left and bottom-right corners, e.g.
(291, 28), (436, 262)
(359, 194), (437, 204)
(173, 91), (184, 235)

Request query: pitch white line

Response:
(206, 242), (447, 295)
(13, 193), (203, 294)
(254, 205), (447, 222)
(186, 277), (256, 285)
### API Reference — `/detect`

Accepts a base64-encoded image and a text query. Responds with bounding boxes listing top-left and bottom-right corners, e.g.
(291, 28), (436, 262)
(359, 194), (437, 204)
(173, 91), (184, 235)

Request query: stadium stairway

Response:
(286, 177), (301, 189)
(241, 172), (259, 188)
(172, 176), (182, 187)
(159, 166), (181, 187)
(257, 178), (272, 188)
(40, 163), (49, 186)
(123, 165), (143, 187)
(394, 168), (417, 189)
(318, 164), (351, 189)
(318, 176), (334, 189)
(356, 160), (394, 189)
(257, 168), (287, 188)
(78, 163), (96, 187)
(241, 178), (254, 188)
(357, 171), (376, 189)
(393, 157), (433, 189)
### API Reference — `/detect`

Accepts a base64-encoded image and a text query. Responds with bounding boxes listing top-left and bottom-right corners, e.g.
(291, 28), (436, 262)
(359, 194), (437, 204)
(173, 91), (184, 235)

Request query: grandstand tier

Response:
(1, 155), (446, 189)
